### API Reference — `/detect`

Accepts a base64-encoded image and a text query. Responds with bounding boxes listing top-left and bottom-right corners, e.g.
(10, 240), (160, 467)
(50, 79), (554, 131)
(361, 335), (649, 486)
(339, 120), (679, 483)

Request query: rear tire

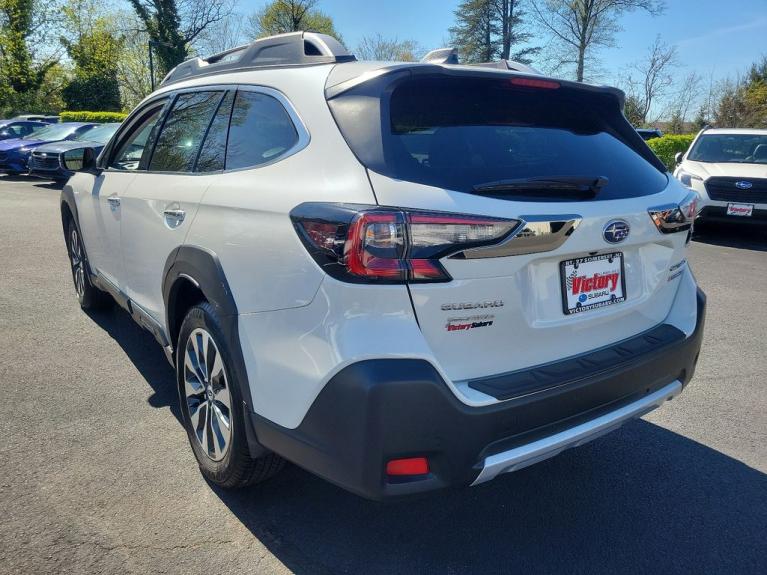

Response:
(66, 219), (112, 310)
(177, 302), (284, 488)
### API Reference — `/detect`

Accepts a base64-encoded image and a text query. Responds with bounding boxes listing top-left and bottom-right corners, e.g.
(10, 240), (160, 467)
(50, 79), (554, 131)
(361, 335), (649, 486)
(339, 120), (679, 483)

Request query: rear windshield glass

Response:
(331, 75), (668, 200)
(687, 134), (767, 164)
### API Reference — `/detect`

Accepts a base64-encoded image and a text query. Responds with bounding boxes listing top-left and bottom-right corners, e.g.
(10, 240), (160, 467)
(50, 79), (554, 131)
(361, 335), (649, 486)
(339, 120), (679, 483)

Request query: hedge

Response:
(59, 111), (128, 123)
(646, 134), (695, 170)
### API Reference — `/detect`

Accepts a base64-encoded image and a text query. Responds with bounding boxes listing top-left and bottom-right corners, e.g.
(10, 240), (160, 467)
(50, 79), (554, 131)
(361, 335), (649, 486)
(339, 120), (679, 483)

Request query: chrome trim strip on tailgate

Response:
(456, 214), (581, 259)
(471, 380), (682, 485)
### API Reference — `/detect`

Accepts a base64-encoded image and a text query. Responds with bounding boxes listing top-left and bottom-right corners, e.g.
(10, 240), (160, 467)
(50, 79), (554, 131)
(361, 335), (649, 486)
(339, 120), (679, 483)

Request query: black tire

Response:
(177, 302), (284, 488)
(65, 218), (112, 310)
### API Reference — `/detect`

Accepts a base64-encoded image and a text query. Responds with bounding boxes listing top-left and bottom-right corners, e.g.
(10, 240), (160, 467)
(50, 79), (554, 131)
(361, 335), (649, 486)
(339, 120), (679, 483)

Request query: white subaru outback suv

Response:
(60, 32), (705, 500)
(674, 127), (767, 224)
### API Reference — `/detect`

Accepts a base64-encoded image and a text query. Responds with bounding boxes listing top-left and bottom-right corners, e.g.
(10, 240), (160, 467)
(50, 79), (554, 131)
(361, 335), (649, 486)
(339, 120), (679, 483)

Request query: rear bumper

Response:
(251, 287), (706, 500)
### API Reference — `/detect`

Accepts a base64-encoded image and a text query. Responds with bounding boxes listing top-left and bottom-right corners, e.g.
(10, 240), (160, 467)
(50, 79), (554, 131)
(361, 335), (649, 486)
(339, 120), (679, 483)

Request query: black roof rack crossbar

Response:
(161, 31), (356, 87)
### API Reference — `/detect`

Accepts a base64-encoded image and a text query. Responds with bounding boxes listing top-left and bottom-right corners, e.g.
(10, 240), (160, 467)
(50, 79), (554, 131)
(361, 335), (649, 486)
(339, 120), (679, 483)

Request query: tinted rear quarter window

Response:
(196, 91), (234, 172)
(225, 91), (298, 170)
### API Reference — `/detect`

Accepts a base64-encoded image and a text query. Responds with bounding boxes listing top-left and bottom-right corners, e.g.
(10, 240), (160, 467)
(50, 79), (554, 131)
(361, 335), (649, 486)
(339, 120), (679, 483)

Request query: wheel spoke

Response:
(195, 403), (207, 447)
(196, 332), (208, 382)
(205, 404), (215, 457)
(188, 396), (205, 428)
(210, 410), (228, 459)
(185, 338), (206, 385)
(211, 401), (231, 432)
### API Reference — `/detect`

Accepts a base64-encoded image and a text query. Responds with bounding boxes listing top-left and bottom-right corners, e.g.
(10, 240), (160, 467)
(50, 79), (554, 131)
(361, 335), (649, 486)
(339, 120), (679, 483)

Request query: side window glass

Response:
(225, 91), (298, 170)
(149, 91), (223, 173)
(109, 103), (167, 171)
(195, 91), (234, 173)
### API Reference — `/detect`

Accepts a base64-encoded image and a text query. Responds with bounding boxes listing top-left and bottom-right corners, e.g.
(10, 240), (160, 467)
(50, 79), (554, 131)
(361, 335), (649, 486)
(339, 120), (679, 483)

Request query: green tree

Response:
(127, 0), (230, 77)
(693, 104), (708, 130)
(62, 24), (122, 110)
(60, 1), (123, 110)
(449, 0), (538, 64)
(623, 94), (644, 127)
(531, 0), (663, 82)
(247, 0), (340, 40)
(667, 110), (683, 134)
(0, 0), (55, 93)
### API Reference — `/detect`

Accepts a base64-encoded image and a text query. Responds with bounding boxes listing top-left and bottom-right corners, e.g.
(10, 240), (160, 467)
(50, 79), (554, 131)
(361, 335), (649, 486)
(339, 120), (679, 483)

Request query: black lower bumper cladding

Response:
(251, 288), (706, 500)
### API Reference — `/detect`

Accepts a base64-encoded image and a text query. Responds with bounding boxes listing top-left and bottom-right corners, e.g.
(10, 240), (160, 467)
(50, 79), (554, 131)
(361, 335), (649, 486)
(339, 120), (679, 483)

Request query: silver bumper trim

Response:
(471, 380), (683, 485)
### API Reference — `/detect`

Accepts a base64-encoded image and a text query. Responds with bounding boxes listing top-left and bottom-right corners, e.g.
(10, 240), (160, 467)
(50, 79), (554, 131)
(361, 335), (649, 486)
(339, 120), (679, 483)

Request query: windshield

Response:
(71, 123), (119, 143)
(22, 124), (79, 141)
(688, 134), (767, 164)
(330, 74), (668, 201)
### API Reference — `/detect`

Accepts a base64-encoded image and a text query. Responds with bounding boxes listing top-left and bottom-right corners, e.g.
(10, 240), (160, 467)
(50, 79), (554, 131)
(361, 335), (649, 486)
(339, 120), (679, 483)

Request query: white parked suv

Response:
(60, 32), (705, 499)
(674, 127), (767, 224)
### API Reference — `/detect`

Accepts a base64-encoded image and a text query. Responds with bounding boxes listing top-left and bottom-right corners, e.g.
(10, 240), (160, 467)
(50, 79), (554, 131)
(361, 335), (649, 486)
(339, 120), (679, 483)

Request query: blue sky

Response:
(240, 0), (767, 84)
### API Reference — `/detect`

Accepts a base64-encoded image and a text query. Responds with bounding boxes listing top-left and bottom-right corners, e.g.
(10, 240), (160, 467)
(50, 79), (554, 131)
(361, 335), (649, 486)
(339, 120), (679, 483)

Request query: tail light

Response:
(291, 203), (519, 283)
(648, 192), (698, 234)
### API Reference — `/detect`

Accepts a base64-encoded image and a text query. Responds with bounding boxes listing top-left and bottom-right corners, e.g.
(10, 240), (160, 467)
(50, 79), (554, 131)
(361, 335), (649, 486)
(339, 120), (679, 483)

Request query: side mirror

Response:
(674, 152), (684, 165)
(62, 147), (98, 173)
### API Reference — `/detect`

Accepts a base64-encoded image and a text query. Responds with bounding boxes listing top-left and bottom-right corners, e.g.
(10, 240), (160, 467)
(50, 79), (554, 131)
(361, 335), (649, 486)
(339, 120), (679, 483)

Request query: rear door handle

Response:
(163, 208), (186, 228)
(107, 195), (120, 208)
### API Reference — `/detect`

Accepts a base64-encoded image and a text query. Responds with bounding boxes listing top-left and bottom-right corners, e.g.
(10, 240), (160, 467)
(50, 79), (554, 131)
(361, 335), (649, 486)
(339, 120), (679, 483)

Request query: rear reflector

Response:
(386, 457), (429, 476)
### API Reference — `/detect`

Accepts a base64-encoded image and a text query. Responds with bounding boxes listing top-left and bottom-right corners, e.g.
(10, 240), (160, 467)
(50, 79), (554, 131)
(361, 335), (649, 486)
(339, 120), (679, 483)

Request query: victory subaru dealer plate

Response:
(560, 252), (626, 315)
(727, 203), (753, 217)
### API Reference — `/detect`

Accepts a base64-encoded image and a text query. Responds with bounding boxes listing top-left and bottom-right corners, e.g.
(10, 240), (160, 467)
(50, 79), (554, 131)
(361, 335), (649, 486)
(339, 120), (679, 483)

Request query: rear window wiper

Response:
(472, 176), (609, 197)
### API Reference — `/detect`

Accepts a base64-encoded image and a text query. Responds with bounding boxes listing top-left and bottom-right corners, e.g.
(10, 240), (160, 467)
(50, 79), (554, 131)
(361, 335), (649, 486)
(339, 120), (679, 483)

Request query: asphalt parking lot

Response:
(0, 177), (765, 575)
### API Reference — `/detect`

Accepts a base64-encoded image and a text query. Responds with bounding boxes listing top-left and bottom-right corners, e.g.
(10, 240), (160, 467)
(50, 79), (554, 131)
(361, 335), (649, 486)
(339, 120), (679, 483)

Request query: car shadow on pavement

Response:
(213, 421), (766, 575)
(85, 305), (182, 422)
(693, 222), (767, 252)
(81, 279), (765, 574)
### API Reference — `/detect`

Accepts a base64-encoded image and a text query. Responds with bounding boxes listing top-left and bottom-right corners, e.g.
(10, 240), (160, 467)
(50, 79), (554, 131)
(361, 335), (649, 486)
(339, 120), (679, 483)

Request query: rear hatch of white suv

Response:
(324, 65), (695, 393)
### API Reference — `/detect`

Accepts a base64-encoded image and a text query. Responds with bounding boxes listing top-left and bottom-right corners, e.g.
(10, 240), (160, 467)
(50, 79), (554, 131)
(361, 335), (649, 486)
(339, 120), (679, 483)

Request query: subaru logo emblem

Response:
(603, 220), (630, 244)
(735, 181), (752, 190)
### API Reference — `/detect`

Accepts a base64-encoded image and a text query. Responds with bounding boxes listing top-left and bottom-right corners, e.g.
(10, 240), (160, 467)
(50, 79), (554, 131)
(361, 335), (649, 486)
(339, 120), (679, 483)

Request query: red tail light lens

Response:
(345, 211), (408, 280)
(291, 203), (519, 283)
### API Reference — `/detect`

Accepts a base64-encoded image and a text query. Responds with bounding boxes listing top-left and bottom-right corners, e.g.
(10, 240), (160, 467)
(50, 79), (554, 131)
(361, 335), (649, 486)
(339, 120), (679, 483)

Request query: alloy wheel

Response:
(69, 226), (86, 297)
(183, 328), (232, 461)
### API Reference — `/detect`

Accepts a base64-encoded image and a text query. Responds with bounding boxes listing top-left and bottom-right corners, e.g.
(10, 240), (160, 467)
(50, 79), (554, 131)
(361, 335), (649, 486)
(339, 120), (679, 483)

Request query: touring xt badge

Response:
(441, 300), (504, 311)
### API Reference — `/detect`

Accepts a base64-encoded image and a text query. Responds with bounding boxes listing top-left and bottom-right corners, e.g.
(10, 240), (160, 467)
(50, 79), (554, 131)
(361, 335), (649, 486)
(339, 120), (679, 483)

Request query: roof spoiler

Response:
(420, 48), (540, 75)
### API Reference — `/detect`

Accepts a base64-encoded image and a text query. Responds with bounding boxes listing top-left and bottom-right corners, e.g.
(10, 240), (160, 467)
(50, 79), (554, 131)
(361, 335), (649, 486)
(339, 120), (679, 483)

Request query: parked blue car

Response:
(0, 122), (96, 175)
(28, 123), (121, 181)
(0, 119), (48, 141)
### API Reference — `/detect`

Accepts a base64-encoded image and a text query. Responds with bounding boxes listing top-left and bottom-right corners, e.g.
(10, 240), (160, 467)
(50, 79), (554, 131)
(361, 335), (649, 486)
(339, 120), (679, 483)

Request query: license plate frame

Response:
(560, 252), (627, 315)
(727, 203), (754, 217)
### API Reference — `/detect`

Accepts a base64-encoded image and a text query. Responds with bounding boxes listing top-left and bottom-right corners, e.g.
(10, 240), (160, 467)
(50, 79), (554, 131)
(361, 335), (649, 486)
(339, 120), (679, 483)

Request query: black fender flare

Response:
(162, 246), (267, 457)
(60, 186), (79, 235)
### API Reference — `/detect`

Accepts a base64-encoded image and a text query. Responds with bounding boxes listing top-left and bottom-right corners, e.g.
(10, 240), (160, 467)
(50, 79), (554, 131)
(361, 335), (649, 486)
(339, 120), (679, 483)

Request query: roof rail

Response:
(161, 31), (356, 87)
(421, 48), (459, 65)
